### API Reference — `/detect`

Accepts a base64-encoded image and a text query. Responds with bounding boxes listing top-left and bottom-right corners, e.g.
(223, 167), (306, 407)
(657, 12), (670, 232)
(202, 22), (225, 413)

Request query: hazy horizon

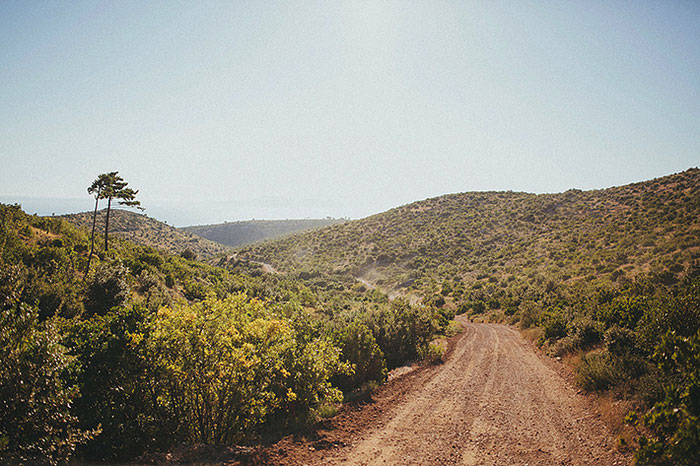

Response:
(2, 2), (699, 226)
(2, 166), (696, 227)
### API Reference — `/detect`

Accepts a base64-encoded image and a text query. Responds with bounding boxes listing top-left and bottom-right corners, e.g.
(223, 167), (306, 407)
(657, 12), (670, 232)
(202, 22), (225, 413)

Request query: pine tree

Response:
(84, 172), (143, 277)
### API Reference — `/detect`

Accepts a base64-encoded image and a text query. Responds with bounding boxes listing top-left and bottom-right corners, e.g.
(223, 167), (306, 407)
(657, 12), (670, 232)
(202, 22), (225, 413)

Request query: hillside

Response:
(1, 202), (448, 464)
(238, 169), (700, 300)
(182, 218), (346, 248)
(61, 209), (231, 259)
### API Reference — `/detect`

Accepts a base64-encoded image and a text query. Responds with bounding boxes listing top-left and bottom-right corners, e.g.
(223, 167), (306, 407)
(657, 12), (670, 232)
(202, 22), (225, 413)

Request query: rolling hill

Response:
(237, 168), (700, 301)
(61, 209), (231, 259)
(182, 218), (346, 248)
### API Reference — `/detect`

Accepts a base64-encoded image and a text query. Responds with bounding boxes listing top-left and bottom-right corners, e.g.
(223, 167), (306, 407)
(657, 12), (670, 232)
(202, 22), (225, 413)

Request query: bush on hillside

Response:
(629, 330), (700, 466)
(332, 322), (387, 392)
(0, 304), (94, 465)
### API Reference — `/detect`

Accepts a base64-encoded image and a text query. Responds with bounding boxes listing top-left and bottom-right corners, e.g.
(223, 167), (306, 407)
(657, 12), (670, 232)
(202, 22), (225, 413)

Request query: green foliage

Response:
(359, 299), (437, 369)
(0, 304), (94, 465)
(540, 308), (568, 340)
(597, 295), (646, 329)
(567, 316), (603, 349)
(84, 263), (130, 315)
(518, 300), (542, 329)
(65, 305), (167, 460)
(629, 330), (700, 466)
(419, 341), (446, 365)
(332, 322), (387, 392)
(150, 294), (347, 444)
(575, 351), (621, 392)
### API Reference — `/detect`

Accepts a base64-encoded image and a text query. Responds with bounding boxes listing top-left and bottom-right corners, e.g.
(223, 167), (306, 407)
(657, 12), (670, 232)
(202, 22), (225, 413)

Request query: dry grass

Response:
(521, 327), (544, 344)
(596, 393), (637, 453)
(561, 351), (636, 454)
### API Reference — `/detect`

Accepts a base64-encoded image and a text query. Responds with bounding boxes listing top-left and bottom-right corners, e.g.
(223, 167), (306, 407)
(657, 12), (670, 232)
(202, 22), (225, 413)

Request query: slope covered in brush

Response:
(62, 209), (231, 259)
(183, 218), (346, 248)
(239, 169), (700, 296)
(1, 203), (448, 463)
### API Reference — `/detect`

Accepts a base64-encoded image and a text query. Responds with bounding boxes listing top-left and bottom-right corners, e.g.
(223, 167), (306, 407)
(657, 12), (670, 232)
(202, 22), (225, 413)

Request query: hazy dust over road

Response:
(270, 317), (629, 465)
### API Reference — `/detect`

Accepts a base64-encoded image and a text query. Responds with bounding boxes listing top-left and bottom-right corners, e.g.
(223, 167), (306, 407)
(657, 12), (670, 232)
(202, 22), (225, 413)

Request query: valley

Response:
(2, 169), (699, 465)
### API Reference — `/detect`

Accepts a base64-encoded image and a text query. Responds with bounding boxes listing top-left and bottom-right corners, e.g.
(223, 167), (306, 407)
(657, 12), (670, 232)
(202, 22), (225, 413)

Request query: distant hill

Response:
(61, 209), (231, 259)
(237, 168), (700, 299)
(182, 218), (347, 248)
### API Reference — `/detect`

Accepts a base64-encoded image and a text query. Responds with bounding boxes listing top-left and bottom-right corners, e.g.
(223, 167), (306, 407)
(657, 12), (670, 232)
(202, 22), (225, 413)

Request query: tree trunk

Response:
(104, 197), (112, 251)
(84, 192), (100, 278)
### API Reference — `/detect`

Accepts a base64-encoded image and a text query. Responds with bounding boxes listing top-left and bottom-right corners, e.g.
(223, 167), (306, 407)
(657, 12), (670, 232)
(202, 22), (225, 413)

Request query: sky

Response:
(1, 1), (698, 226)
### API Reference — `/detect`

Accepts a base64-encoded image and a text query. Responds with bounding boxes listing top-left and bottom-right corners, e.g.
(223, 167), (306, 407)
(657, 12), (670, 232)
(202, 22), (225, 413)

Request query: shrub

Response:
(575, 351), (621, 392)
(360, 299), (436, 369)
(0, 304), (94, 465)
(568, 317), (603, 349)
(419, 341), (446, 365)
(596, 295), (646, 329)
(85, 263), (130, 315)
(628, 330), (700, 466)
(150, 294), (347, 444)
(332, 322), (387, 392)
(540, 308), (568, 340)
(518, 300), (541, 329)
(66, 305), (168, 460)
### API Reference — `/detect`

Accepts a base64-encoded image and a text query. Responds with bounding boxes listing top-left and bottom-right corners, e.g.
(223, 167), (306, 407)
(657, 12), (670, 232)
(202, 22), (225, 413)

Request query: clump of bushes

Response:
(0, 304), (95, 465)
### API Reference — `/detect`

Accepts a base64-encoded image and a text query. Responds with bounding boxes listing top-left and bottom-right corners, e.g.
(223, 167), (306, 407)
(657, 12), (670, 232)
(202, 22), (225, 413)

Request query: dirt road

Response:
(266, 317), (629, 465)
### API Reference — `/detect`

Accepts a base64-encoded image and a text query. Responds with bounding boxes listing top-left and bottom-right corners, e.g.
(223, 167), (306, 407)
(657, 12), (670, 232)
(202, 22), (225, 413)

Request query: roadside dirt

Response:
(263, 316), (630, 465)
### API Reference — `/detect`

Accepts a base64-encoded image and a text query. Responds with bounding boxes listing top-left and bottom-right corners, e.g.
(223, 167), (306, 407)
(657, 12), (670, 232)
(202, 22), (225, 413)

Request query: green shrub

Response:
(66, 305), (167, 460)
(0, 304), (94, 465)
(332, 322), (387, 392)
(596, 295), (646, 329)
(628, 330), (700, 466)
(150, 294), (347, 444)
(518, 300), (541, 329)
(568, 317), (603, 349)
(419, 341), (446, 365)
(540, 308), (568, 340)
(85, 263), (130, 315)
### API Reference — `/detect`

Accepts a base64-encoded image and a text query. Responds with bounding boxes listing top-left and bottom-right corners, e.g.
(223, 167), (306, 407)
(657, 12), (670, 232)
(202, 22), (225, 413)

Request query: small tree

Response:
(100, 172), (142, 252)
(85, 172), (142, 276)
(85, 173), (111, 277)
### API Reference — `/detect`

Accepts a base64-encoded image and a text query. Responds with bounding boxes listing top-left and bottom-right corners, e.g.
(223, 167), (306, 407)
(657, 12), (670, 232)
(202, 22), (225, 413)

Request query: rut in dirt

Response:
(298, 318), (629, 466)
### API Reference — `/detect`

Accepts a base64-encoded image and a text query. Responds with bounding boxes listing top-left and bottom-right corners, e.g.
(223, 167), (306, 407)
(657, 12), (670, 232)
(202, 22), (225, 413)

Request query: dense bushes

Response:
(357, 299), (437, 370)
(151, 294), (347, 444)
(629, 330), (700, 466)
(331, 322), (387, 392)
(0, 304), (94, 464)
(66, 305), (166, 460)
(1, 204), (451, 462)
(533, 268), (700, 463)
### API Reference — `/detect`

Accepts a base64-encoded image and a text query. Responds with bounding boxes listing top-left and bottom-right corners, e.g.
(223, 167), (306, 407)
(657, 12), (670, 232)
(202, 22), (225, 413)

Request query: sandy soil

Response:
(263, 316), (630, 465)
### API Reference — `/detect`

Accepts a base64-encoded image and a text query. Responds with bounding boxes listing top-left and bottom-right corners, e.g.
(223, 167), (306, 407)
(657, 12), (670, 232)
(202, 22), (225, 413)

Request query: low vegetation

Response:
(183, 218), (346, 248)
(1, 168), (698, 464)
(62, 209), (231, 260)
(235, 168), (700, 464)
(0, 203), (446, 463)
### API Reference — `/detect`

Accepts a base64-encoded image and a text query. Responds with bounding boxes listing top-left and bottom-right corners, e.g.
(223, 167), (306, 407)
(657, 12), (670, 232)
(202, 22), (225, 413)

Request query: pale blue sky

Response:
(1, 1), (698, 226)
